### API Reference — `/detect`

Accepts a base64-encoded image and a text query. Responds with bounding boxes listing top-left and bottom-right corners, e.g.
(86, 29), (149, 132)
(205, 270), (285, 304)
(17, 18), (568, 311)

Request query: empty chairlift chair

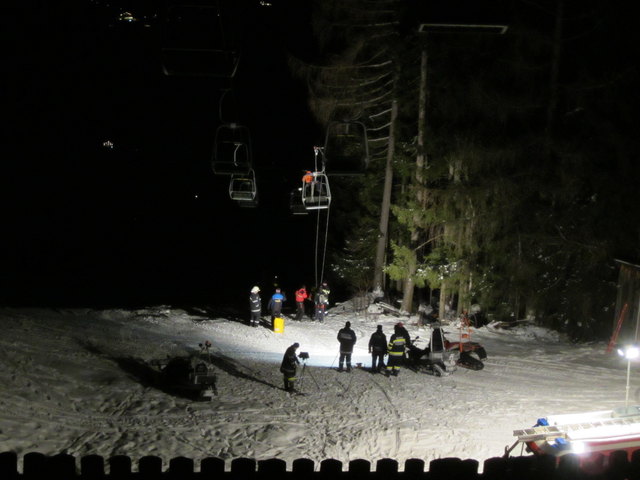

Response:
(229, 169), (257, 203)
(323, 121), (369, 176)
(160, 1), (240, 77)
(302, 172), (331, 210)
(212, 123), (253, 175)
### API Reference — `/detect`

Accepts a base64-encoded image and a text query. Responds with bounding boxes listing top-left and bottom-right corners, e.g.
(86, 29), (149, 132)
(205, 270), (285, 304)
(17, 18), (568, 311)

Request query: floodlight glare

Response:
(618, 344), (640, 408)
(571, 441), (586, 454)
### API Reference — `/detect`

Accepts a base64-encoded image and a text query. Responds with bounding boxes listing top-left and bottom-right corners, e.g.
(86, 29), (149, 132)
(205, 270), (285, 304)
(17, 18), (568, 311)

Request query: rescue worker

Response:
(280, 342), (300, 392)
(294, 285), (308, 321)
(368, 325), (387, 373)
(314, 282), (330, 322)
(302, 170), (313, 184)
(386, 324), (407, 377)
(268, 288), (286, 324)
(249, 286), (261, 327)
(337, 321), (357, 372)
(395, 321), (412, 362)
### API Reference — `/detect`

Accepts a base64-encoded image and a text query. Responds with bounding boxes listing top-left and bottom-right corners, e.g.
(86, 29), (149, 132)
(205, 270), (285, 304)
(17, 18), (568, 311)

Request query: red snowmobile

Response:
(444, 335), (487, 370)
(406, 328), (460, 376)
(444, 314), (487, 370)
(407, 323), (487, 374)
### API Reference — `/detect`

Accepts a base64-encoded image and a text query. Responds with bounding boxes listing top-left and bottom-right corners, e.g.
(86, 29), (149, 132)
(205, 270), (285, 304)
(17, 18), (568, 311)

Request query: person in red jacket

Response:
(294, 285), (308, 321)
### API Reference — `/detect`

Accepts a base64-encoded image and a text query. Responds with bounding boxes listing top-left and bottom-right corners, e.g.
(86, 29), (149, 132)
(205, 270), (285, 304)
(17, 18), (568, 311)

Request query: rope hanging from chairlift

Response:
(313, 147), (330, 287)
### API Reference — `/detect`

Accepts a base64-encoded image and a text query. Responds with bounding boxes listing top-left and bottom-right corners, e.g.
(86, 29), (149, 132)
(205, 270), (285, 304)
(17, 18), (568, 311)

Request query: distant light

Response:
(259, 1), (272, 6)
(102, 140), (114, 149)
(118, 11), (137, 22)
(194, 194), (199, 199)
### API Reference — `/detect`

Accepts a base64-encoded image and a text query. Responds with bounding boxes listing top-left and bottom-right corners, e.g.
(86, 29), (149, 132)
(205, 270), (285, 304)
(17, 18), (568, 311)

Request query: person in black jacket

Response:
(280, 343), (300, 392)
(337, 321), (357, 372)
(368, 325), (387, 373)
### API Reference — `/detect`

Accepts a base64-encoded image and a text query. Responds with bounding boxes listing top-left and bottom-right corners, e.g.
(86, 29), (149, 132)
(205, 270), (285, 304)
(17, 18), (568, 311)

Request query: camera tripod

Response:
(298, 358), (320, 392)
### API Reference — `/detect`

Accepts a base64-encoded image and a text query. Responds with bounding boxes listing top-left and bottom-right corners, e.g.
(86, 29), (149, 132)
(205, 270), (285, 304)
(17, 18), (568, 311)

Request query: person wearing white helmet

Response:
(249, 286), (262, 327)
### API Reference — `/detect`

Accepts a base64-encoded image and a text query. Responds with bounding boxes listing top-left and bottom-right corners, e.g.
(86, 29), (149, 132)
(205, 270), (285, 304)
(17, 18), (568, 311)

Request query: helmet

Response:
(251, 286), (260, 293)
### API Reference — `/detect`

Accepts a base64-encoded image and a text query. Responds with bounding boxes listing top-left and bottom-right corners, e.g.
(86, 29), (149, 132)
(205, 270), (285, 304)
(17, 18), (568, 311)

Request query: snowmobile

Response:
(443, 315), (488, 370)
(406, 327), (459, 376)
(149, 343), (217, 400)
(443, 337), (487, 370)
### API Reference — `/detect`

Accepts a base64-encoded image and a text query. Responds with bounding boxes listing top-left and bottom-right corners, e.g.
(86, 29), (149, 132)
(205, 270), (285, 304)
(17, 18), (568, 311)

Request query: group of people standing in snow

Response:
(247, 282), (331, 328)
(279, 321), (412, 392)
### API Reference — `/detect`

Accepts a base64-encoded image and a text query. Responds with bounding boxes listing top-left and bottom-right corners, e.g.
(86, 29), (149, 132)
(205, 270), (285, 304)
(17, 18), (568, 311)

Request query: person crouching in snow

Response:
(386, 324), (407, 377)
(337, 321), (357, 372)
(280, 342), (300, 392)
(249, 286), (262, 327)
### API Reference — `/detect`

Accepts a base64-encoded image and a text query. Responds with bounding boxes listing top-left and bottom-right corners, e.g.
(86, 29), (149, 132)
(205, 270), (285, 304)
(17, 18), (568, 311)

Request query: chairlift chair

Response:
(212, 123), (253, 175)
(229, 169), (257, 202)
(290, 188), (308, 215)
(323, 121), (369, 176)
(302, 172), (331, 210)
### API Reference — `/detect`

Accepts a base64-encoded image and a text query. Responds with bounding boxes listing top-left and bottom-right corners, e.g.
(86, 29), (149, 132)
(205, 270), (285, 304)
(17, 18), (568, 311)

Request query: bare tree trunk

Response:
(401, 50), (428, 313)
(439, 279), (447, 320)
(373, 98), (398, 291)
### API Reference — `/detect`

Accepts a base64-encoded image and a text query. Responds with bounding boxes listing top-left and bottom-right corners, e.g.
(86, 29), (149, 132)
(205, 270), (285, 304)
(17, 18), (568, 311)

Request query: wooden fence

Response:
(1, 451), (640, 480)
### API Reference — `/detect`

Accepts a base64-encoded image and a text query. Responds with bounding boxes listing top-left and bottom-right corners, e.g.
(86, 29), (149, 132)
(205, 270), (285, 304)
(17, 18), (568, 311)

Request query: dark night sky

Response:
(5, 1), (632, 308)
(4, 1), (322, 307)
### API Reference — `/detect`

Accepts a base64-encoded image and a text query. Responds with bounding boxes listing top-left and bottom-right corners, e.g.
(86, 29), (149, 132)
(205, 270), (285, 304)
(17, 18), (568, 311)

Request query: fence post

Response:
(230, 458), (256, 480)
(606, 450), (630, 480)
(200, 457), (225, 480)
(292, 458), (315, 478)
(81, 455), (105, 480)
(529, 454), (554, 478)
(50, 453), (78, 479)
(429, 457), (462, 479)
(460, 459), (479, 479)
(0, 451), (18, 480)
(258, 458), (287, 480)
(629, 449), (640, 480)
(23, 452), (48, 480)
(403, 458), (424, 480)
(556, 454), (581, 480)
(139, 455), (163, 480)
(108, 455), (132, 480)
(505, 456), (534, 480)
(348, 459), (370, 480)
(375, 458), (398, 480)
(481, 457), (507, 480)
(169, 457), (194, 480)
(319, 459), (342, 480)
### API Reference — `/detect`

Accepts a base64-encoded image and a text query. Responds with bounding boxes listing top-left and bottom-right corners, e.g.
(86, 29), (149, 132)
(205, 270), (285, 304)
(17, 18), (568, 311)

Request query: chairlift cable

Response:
(320, 206), (330, 286)
(314, 207), (320, 288)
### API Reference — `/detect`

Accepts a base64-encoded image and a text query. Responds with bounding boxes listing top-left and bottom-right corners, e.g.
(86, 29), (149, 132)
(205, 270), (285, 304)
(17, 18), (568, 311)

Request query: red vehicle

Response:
(506, 406), (640, 474)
